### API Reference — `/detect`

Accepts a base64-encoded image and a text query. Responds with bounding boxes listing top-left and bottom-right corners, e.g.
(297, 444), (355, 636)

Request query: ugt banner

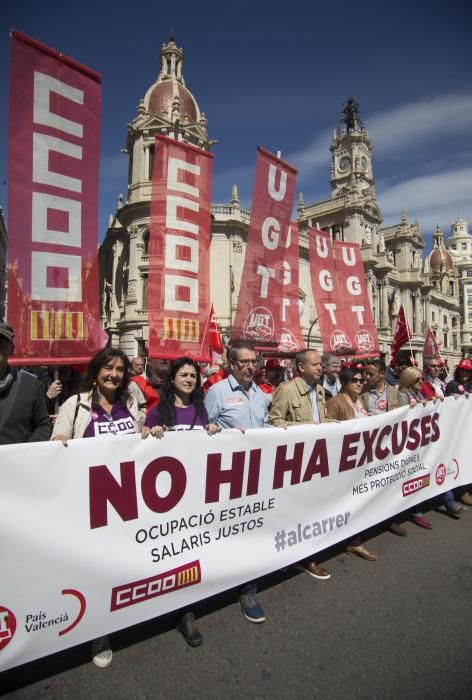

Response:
(309, 230), (378, 356)
(7, 31), (102, 365)
(231, 148), (303, 354)
(0, 397), (470, 670)
(148, 135), (213, 361)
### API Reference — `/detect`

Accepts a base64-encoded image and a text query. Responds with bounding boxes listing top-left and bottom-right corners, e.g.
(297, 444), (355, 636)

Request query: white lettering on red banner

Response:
(148, 136), (213, 360)
(232, 148), (303, 352)
(7, 32), (102, 362)
(309, 230), (378, 356)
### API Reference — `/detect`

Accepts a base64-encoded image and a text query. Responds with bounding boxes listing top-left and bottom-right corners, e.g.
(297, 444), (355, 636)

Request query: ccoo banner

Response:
(0, 397), (470, 670)
(147, 135), (213, 361)
(7, 31), (102, 365)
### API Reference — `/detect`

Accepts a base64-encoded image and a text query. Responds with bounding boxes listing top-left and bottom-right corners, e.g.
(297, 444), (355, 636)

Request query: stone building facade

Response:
(446, 219), (472, 355)
(100, 41), (463, 368)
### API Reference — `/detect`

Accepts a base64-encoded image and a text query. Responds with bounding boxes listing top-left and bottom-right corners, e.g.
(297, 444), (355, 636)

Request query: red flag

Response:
(390, 305), (412, 365)
(147, 135), (213, 361)
(207, 303), (223, 354)
(309, 230), (379, 357)
(7, 31), (102, 365)
(423, 326), (440, 360)
(231, 148), (303, 353)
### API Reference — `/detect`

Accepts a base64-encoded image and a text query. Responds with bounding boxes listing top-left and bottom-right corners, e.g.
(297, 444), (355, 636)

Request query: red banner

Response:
(231, 148), (303, 353)
(148, 135), (213, 361)
(7, 31), (102, 365)
(390, 305), (412, 365)
(207, 302), (223, 354)
(309, 230), (378, 356)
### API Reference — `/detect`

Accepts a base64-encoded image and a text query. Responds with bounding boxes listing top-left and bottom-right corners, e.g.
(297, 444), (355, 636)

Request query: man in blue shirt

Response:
(204, 340), (269, 623)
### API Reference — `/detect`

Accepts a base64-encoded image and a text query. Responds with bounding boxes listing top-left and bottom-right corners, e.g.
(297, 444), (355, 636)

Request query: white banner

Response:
(1, 397), (470, 670)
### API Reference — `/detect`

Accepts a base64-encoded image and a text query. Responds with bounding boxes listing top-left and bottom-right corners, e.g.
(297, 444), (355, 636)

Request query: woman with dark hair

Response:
(142, 356), (220, 438)
(142, 356), (220, 646)
(326, 366), (377, 561)
(52, 347), (145, 667)
(325, 366), (369, 420)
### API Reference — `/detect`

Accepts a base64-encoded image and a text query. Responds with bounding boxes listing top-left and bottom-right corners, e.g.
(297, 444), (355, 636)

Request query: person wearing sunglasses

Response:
(420, 358), (445, 400)
(326, 367), (376, 561)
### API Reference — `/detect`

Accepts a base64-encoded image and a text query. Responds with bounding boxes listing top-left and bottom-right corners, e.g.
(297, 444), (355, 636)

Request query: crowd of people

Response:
(1, 320), (470, 668)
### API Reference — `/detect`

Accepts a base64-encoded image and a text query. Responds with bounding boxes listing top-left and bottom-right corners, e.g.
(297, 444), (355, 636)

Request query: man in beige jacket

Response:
(268, 349), (331, 580)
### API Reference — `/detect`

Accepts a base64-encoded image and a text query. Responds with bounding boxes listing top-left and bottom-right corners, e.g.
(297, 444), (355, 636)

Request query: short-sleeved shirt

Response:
(145, 404), (208, 430)
(363, 387), (388, 415)
(204, 375), (269, 429)
(83, 402), (136, 438)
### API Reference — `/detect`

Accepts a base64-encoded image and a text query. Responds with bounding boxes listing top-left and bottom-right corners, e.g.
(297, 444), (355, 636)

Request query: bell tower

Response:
(330, 98), (375, 197)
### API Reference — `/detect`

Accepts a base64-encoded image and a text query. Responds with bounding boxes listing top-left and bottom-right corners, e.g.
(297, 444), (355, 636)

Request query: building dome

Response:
(143, 37), (201, 124)
(147, 81), (200, 123)
(429, 226), (454, 273)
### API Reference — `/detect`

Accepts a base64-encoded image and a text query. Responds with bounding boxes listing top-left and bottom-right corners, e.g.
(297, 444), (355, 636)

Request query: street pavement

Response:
(2, 502), (472, 699)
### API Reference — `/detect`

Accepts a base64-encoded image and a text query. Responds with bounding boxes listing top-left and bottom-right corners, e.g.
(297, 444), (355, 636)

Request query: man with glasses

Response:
(204, 340), (270, 623)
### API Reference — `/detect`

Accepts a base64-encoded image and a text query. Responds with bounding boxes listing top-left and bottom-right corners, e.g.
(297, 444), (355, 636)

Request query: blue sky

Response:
(1, 0), (471, 249)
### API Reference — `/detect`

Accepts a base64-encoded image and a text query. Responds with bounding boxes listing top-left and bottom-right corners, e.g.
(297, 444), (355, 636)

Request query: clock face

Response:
(339, 155), (351, 172)
(361, 156), (369, 172)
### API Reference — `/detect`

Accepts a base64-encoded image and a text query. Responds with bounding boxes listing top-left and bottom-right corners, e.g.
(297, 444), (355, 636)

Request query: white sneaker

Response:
(92, 636), (112, 668)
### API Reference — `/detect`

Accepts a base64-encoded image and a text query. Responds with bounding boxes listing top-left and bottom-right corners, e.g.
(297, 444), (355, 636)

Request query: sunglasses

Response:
(350, 378), (364, 384)
(429, 365), (440, 369)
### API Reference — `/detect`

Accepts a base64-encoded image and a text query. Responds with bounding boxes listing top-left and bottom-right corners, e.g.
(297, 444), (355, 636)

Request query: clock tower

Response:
(330, 98), (375, 197)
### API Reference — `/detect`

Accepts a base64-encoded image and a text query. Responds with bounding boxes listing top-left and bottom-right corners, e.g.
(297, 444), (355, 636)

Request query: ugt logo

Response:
(0, 606), (17, 652)
(243, 306), (274, 341)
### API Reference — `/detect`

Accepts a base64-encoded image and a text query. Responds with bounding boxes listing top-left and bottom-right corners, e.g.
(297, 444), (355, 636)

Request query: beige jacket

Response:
(268, 378), (329, 428)
(52, 391), (145, 439)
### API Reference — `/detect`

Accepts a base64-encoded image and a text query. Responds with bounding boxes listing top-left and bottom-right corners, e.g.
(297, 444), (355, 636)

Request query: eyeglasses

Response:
(350, 378), (364, 384)
(235, 359), (257, 367)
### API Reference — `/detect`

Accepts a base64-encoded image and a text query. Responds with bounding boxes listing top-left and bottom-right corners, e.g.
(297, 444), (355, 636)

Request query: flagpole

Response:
(229, 264), (234, 328)
(199, 306), (212, 361)
(406, 315), (414, 363)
